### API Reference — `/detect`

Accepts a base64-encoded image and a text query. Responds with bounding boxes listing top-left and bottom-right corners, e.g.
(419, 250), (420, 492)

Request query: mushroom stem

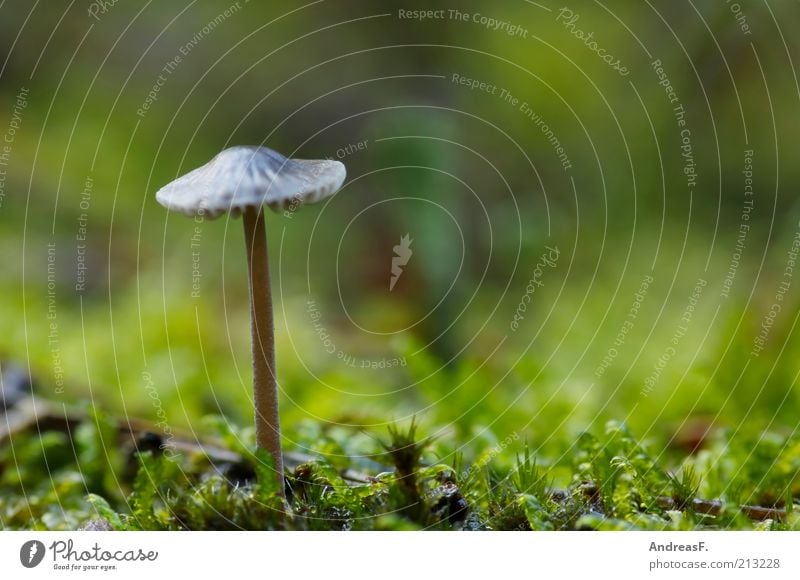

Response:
(243, 206), (285, 496)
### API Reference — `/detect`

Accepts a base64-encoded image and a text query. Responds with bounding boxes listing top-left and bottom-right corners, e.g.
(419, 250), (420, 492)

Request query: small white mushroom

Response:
(156, 146), (346, 494)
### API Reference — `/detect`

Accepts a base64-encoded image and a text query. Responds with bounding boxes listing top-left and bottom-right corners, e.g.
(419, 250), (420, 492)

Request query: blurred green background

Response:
(1, 0), (799, 461)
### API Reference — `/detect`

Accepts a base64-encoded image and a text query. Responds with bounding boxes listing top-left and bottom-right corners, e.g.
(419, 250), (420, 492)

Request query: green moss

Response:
(1, 411), (797, 531)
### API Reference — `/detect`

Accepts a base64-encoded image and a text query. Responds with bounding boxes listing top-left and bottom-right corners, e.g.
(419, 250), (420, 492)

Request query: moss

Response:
(1, 411), (798, 530)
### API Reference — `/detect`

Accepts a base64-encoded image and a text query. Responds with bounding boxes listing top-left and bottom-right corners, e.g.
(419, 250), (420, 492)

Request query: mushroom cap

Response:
(155, 146), (346, 219)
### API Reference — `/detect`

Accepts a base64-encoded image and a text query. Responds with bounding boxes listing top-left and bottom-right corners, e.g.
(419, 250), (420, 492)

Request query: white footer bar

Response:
(1, 531), (797, 578)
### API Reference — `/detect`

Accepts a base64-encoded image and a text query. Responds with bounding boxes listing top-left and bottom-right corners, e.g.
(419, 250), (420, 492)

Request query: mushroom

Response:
(156, 146), (346, 494)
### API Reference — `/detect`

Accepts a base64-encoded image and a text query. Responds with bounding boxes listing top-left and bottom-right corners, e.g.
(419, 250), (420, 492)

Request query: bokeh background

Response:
(1, 0), (799, 463)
